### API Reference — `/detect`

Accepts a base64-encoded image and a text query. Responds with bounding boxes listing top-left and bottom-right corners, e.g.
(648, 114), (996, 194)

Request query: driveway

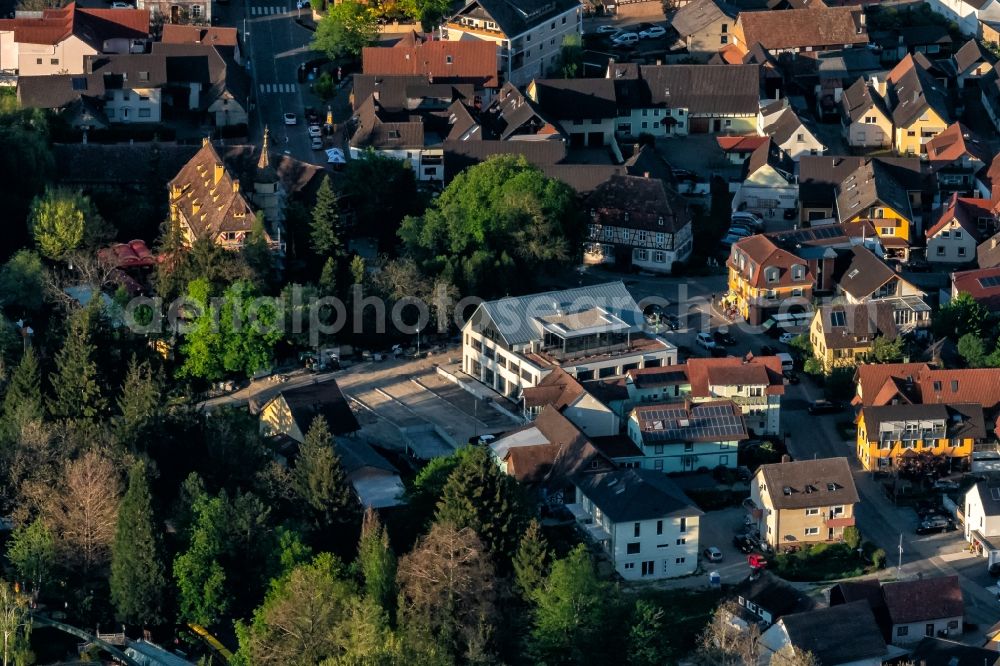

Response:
(699, 506), (756, 585)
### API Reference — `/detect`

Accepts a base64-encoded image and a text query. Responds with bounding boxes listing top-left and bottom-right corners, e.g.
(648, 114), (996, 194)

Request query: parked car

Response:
(720, 233), (744, 246)
(710, 346), (729, 357)
(696, 332), (716, 349)
(782, 369), (800, 385)
(612, 31), (640, 46)
(932, 478), (961, 491)
(733, 536), (754, 554)
(311, 136), (323, 150)
(727, 226), (753, 238)
(916, 516), (955, 535)
(758, 345), (776, 356)
(639, 24), (666, 39)
(661, 314), (680, 331)
(807, 399), (843, 415)
(283, 112), (297, 125)
(728, 222), (757, 235)
(778, 332), (796, 344)
(296, 0), (309, 7)
(110, 1), (133, 6)
(703, 546), (723, 562)
(732, 211), (765, 231)
(594, 24), (618, 33)
(308, 124), (322, 138)
(713, 330), (736, 346)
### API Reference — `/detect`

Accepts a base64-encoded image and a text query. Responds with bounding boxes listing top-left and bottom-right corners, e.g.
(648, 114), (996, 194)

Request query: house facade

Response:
(809, 303), (899, 373)
(855, 403), (983, 472)
(726, 235), (813, 326)
(835, 160), (914, 260)
(927, 194), (994, 263)
(137, 0), (211, 27)
(670, 0), (738, 61)
(570, 469), (703, 580)
(882, 577), (964, 645)
(731, 139), (798, 220)
(442, 0), (582, 87)
(461, 282), (677, 397)
(526, 78), (618, 150)
(749, 458), (859, 551)
(925, 123), (991, 197)
(625, 400), (747, 472)
(841, 76), (894, 149)
(583, 174), (693, 273)
(760, 103), (825, 162)
(885, 54), (952, 155)
(686, 356), (784, 436)
(521, 367), (620, 438)
(964, 481), (1000, 564)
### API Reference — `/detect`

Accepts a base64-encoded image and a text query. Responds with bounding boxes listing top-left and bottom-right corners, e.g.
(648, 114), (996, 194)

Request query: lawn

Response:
(769, 542), (876, 581)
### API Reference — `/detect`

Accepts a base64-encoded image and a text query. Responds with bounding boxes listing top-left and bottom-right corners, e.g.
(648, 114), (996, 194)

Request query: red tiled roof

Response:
(925, 122), (992, 168)
(717, 135), (769, 154)
(856, 362), (1000, 412)
(855, 363), (929, 405)
(361, 40), (499, 88)
(161, 24), (238, 47)
(728, 235), (813, 289)
(927, 192), (994, 240)
(0, 3), (149, 46)
(521, 367), (586, 410)
(97, 239), (157, 268)
(953, 266), (1000, 311)
(686, 356), (785, 397)
(737, 6), (867, 51)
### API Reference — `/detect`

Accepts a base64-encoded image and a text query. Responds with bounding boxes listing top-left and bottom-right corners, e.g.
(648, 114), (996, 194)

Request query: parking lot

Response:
(697, 506), (758, 584)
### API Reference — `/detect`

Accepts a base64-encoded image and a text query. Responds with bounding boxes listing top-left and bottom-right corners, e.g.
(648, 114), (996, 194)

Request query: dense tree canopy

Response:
(398, 155), (582, 296)
(311, 0), (378, 59)
(29, 187), (109, 261)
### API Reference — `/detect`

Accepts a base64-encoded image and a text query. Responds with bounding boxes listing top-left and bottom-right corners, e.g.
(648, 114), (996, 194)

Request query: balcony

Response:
(824, 516), (855, 528)
(444, 21), (504, 38)
(729, 395), (768, 407)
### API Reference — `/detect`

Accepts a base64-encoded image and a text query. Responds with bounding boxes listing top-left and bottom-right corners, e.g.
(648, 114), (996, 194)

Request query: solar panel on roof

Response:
(978, 275), (1000, 288)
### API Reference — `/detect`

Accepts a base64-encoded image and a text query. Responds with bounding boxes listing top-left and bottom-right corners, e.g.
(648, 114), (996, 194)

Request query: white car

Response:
(311, 136), (323, 150)
(307, 124), (322, 138)
(778, 332), (796, 344)
(696, 332), (716, 349)
(612, 32), (639, 46)
(639, 25), (666, 39)
(283, 112), (297, 126)
(110, 2), (132, 7)
(594, 24), (618, 34)
(703, 546), (723, 562)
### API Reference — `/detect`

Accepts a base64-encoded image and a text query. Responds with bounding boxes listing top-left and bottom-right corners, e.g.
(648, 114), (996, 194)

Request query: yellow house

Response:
(726, 235), (813, 326)
(257, 380), (360, 442)
(855, 403), (983, 472)
(883, 53), (952, 156)
(809, 303), (898, 373)
(835, 160), (914, 260)
(748, 457), (859, 551)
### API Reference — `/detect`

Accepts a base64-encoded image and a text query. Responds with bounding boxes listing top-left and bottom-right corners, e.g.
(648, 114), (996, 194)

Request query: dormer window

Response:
(388, 129), (401, 139)
(446, 55), (453, 64)
(766, 267), (779, 283)
(658, 216), (664, 226)
(791, 264), (805, 280)
(783, 486), (792, 496)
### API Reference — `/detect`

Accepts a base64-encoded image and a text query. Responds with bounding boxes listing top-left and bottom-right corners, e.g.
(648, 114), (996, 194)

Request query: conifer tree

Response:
(49, 303), (106, 422)
(357, 507), (396, 620)
(513, 518), (550, 600)
(110, 460), (166, 625)
(2, 348), (43, 435)
(115, 357), (161, 452)
(310, 175), (342, 257)
(293, 416), (357, 531)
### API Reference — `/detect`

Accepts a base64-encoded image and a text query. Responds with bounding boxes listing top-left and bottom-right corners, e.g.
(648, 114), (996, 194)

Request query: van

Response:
(776, 352), (794, 372)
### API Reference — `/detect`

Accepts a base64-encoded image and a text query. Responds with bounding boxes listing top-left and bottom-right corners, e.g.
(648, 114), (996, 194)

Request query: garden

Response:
(769, 528), (886, 582)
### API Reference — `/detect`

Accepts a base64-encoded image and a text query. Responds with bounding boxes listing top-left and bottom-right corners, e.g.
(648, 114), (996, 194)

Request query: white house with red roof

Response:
(0, 3), (148, 78)
(927, 193), (996, 263)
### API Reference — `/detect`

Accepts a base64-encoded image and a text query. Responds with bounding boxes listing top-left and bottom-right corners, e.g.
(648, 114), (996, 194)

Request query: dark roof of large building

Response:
(613, 64), (760, 115)
(907, 637), (1000, 666)
(778, 602), (888, 665)
(530, 78), (618, 121)
(885, 53), (952, 128)
(449, 0), (580, 38)
(731, 571), (814, 622)
(573, 468), (703, 523)
(882, 576), (964, 625)
(271, 379), (360, 436)
(443, 139), (568, 180)
(836, 159), (913, 222)
(814, 302), (898, 350)
(756, 458), (859, 510)
(585, 174), (691, 234)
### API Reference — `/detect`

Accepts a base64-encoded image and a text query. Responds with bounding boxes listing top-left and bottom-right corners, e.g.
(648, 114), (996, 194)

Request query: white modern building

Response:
(461, 282), (677, 399)
(570, 468), (703, 580)
(964, 481), (1000, 566)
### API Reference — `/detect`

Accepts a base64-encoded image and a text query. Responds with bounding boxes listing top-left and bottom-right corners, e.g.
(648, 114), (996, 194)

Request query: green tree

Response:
(958, 333), (988, 368)
(627, 600), (672, 666)
(6, 519), (55, 593)
(350, 255), (365, 287)
(2, 348), (43, 436)
(513, 518), (550, 600)
(243, 212), (274, 284)
(235, 552), (356, 666)
(311, 175), (342, 258)
(843, 525), (861, 550)
(436, 445), (529, 568)
(529, 545), (611, 666)
(358, 508), (396, 620)
(341, 151), (422, 251)
(29, 187), (109, 260)
(870, 335), (904, 363)
(398, 154), (581, 296)
(312, 0), (378, 59)
(319, 257), (338, 296)
(110, 461), (165, 625)
(0, 581), (31, 666)
(48, 302), (106, 422)
(173, 493), (230, 625)
(115, 357), (161, 452)
(0, 250), (45, 314)
(934, 292), (992, 340)
(293, 416), (358, 532)
(405, 446), (476, 534)
(552, 34), (583, 78)
(178, 278), (283, 380)
(770, 645), (818, 666)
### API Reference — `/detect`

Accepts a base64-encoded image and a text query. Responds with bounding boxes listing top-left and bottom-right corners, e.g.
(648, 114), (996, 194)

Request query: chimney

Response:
(202, 136), (210, 147)
(781, 454), (791, 463)
(214, 163), (224, 185)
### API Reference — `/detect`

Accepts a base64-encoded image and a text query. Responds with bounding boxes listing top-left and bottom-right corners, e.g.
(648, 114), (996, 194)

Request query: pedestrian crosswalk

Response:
(258, 83), (299, 94)
(249, 5), (288, 15)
